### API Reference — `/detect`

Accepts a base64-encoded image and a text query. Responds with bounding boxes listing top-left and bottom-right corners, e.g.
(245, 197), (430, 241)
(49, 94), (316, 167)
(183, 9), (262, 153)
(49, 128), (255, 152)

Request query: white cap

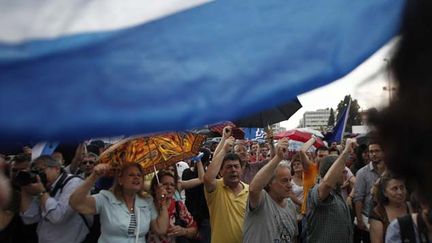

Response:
(176, 161), (189, 178)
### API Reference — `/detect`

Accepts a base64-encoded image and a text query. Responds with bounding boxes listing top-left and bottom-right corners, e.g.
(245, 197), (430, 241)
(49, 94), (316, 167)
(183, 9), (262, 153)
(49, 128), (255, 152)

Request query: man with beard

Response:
(243, 138), (298, 242)
(306, 139), (356, 243)
(353, 142), (386, 242)
(203, 126), (249, 243)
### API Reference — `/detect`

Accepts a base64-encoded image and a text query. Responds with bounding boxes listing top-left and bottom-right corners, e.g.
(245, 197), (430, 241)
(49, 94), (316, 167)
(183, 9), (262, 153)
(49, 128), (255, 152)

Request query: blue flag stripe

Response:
(0, 0), (405, 142)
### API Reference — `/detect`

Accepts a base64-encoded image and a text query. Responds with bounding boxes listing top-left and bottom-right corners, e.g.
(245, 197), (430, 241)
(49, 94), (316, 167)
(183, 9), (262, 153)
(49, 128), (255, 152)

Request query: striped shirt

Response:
(128, 213), (137, 236)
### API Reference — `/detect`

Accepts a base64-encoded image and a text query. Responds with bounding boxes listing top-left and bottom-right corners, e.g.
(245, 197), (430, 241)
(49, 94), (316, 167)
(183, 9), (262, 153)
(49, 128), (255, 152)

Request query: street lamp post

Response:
(382, 58), (397, 103)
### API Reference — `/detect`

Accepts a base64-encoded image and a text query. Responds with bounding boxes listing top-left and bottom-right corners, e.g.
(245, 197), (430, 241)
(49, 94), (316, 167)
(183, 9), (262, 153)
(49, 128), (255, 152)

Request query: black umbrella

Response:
(234, 98), (302, 128)
(190, 122), (245, 139)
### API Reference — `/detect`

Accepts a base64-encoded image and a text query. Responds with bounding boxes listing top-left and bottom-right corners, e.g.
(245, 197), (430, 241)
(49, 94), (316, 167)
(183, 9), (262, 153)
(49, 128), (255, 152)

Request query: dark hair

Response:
(319, 155), (338, 178)
(90, 140), (105, 149)
(199, 147), (212, 165)
(328, 147), (340, 155)
(12, 153), (31, 165)
(166, 164), (179, 180)
(373, 172), (406, 206)
(221, 153), (243, 168)
(290, 153), (301, 176)
(368, 0), (432, 204)
(316, 146), (329, 154)
(355, 144), (368, 162)
(367, 138), (382, 149)
(86, 144), (100, 156)
(149, 170), (177, 198)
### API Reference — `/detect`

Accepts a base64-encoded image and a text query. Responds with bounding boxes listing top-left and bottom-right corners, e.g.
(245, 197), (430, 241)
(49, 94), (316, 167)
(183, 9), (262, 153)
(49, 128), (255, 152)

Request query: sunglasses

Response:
(82, 160), (95, 165)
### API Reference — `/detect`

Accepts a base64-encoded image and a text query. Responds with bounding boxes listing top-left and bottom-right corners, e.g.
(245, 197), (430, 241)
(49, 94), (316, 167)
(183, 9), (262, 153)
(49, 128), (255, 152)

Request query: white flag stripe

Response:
(0, 0), (212, 43)
(255, 128), (266, 140)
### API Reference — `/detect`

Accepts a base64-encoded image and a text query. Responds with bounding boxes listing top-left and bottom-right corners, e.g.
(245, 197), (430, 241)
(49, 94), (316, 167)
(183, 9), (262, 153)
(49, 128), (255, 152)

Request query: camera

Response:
(14, 170), (46, 186)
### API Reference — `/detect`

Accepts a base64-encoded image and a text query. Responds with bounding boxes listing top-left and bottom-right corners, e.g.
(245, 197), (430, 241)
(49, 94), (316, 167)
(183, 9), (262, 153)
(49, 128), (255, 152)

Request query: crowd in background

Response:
(0, 126), (430, 243)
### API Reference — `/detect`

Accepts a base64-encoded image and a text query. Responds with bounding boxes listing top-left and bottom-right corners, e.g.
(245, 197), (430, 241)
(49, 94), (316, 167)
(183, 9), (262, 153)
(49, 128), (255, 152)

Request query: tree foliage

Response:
(327, 108), (335, 127)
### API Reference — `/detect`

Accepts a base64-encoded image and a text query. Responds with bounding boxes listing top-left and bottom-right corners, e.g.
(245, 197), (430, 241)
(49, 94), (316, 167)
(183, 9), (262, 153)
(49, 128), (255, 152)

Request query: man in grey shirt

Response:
(353, 142), (386, 241)
(20, 155), (89, 243)
(243, 138), (298, 243)
(306, 139), (356, 243)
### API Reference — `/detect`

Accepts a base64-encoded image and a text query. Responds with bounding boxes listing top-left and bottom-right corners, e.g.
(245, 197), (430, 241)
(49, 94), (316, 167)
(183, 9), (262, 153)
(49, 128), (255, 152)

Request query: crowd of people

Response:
(0, 124), (430, 243)
(1, 0), (432, 242)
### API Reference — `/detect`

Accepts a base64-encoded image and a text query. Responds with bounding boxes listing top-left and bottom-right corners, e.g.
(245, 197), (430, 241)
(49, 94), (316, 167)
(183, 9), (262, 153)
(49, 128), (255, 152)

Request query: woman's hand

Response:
(155, 184), (169, 207)
(167, 225), (187, 237)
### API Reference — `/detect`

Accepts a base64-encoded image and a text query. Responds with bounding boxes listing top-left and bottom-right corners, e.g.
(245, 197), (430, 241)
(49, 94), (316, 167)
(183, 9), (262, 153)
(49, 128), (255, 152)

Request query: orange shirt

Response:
(301, 162), (318, 214)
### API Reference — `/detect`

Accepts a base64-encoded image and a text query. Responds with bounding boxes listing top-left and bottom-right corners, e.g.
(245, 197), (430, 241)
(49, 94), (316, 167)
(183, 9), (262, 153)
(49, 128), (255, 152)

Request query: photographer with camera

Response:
(19, 155), (90, 243)
(0, 153), (38, 243)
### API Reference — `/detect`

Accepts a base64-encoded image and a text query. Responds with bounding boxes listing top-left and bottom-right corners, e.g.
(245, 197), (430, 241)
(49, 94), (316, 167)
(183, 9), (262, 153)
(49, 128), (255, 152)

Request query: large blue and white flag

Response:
(0, 0), (405, 143)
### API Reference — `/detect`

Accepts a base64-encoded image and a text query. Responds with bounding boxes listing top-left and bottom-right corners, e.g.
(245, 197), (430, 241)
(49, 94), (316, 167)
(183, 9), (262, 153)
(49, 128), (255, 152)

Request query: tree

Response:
(336, 95), (362, 133)
(327, 108), (335, 127)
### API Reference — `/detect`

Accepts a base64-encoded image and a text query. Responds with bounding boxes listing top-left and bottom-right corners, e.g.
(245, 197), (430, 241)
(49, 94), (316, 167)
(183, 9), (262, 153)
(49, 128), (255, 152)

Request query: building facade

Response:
(270, 123), (286, 134)
(300, 108), (331, 130)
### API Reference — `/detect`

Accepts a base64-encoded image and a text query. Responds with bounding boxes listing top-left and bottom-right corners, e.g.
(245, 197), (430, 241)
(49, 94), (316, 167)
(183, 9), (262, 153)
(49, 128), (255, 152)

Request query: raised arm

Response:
(179, 156), (205, 190)
(213, 126), (232, 156)
(203, 136), (234, 193)
(264, 126), (276, 159)
(249, 138), (289, 209)
(69, 163), (110, 215)
(68, 143), (85, 174)
(318, 138), (355, 201)
(299, 137), (316, 170)
(151, 184), (169, 234)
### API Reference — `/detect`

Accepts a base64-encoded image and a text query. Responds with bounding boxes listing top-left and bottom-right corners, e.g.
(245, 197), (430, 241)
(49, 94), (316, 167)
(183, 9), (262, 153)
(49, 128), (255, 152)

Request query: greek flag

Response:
(255, 129), (266, 140)
(0, 0), (405, 143)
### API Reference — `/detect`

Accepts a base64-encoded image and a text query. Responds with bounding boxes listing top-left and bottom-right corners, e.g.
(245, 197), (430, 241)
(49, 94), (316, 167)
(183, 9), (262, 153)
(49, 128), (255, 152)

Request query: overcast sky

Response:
(280, 39), (398, 130)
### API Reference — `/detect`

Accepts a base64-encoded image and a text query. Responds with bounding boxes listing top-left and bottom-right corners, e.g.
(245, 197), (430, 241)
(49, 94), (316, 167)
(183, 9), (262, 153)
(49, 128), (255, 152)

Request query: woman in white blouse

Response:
(70, 163), (169, 243)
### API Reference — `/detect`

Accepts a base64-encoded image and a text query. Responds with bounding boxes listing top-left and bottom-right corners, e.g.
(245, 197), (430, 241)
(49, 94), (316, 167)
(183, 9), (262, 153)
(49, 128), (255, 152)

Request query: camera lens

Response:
(14, 171), (38, 186)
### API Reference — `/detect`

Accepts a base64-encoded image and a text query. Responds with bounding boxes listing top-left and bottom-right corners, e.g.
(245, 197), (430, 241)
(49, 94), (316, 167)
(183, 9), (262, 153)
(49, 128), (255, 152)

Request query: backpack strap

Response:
(398, 214), (417, 243)
(48, 174), (91, 231)
(49, 173), (83, 197)
(79, 214), (91, 230)
(49, 172), (68, 197)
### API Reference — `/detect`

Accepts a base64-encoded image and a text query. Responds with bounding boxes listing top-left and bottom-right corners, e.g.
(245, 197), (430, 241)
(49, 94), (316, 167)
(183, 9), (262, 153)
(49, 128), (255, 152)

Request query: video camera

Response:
(14, 169), (47, 186)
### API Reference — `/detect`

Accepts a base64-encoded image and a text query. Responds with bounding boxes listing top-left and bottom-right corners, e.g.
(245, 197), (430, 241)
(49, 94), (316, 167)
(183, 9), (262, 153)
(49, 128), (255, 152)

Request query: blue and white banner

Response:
(31, 142), (59, 160)
(0, 0), (405, 143)
(255, 128), (267, 140)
